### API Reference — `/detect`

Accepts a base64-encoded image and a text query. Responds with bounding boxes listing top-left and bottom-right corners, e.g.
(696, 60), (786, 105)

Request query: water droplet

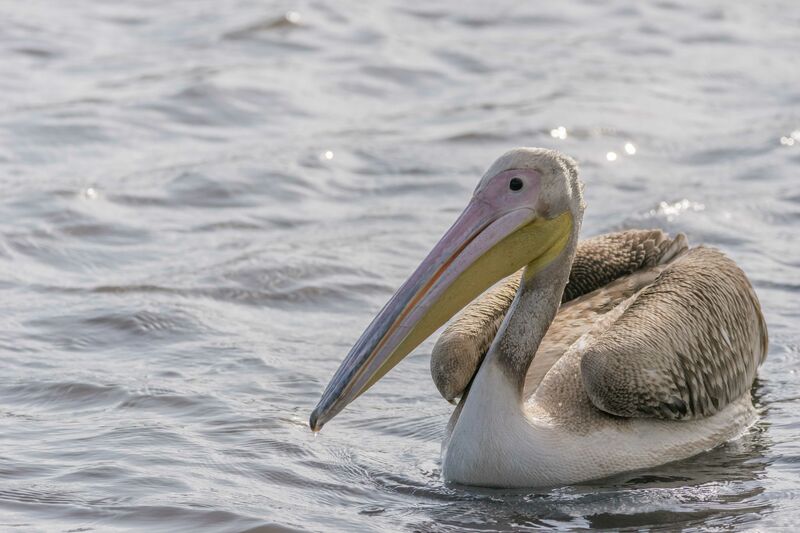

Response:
(550, 126), (567, 140)
(791, 130), (800, 141)
(606, 151), (618, 161)
(84, 187), (98, 199)
(780, 136), (795, 146)
(285, 11), (301, 24)
(624, 142), (636, 155)
(323, 150), (334, 160)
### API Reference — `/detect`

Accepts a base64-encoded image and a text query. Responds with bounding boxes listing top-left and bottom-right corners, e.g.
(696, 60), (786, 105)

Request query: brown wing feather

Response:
(564, 229), (687, 301)
(580, 247), (768, 419)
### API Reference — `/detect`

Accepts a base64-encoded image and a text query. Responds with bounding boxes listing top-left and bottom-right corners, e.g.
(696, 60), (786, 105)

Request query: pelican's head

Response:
(310, 148), (583, 431)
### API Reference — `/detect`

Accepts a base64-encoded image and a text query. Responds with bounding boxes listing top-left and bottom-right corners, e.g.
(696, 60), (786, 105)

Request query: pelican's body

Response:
(440, 247), (762, 486)
(443, 353), (756, 487)
(311, 148), (768, 488)
(436, 232), (766, 486)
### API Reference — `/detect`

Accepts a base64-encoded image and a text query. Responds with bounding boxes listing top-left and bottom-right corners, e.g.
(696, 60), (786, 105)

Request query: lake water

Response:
(1, 0), (799, 531)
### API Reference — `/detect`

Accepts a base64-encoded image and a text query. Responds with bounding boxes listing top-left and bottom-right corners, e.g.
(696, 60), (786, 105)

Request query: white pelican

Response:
(310, 148), (768, 488)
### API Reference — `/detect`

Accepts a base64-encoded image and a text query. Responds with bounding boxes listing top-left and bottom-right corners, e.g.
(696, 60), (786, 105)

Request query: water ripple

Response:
(0, 0), (798, 530)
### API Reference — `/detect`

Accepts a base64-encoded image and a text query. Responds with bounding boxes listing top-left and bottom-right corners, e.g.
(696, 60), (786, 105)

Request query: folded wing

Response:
(580, 247), (768, 419)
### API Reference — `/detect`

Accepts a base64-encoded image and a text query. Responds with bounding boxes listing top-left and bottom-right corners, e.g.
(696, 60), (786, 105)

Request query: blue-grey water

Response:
(1, 0), (799, 531)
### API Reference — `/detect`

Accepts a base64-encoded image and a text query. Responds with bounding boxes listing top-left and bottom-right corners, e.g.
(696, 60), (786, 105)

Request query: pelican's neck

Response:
(443, 218), (581, 485)
(486, 216), (581, 399)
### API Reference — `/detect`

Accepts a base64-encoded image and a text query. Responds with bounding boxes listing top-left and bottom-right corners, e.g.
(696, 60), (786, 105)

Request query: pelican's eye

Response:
(509, 177), (523, 191)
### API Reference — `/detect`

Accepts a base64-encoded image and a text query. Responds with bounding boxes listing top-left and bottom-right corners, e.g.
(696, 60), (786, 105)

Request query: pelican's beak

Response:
(310, 181), (572, 431)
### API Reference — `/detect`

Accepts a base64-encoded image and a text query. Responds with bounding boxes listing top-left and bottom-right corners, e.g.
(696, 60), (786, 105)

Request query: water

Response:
(1, 0), (798, 531)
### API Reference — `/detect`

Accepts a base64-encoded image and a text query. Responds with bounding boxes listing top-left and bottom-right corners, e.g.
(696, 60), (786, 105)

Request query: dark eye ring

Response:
(509, 177), (523, 191)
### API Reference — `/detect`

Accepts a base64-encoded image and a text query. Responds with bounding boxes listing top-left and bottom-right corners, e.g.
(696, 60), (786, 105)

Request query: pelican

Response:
(310, 148), (768, 487)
